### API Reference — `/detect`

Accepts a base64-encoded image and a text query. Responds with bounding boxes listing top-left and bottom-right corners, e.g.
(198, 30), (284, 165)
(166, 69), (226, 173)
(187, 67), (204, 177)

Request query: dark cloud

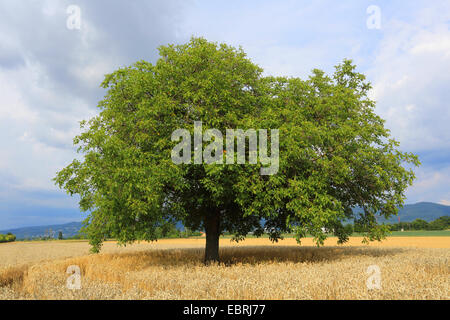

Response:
(0, 0), (191, 228)
(0, 0), (191, 109)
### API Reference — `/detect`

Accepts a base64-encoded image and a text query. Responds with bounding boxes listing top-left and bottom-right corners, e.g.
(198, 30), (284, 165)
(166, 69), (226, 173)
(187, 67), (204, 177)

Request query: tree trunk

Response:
(204, 210), (220, 264)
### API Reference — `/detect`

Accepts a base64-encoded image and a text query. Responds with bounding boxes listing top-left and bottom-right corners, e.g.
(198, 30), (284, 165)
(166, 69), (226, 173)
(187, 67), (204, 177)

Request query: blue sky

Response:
(0, 0), (449, 229)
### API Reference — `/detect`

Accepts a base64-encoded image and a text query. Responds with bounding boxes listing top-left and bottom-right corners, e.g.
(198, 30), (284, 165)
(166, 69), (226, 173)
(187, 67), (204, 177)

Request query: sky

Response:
(0, 0), (449, 229)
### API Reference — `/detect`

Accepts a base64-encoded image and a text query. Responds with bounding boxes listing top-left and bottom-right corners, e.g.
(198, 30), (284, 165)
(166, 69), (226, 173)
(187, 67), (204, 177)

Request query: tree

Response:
(58, 231), (63, 240)
(0, 233), (16, 243)
(5, 234), (16, 242)
(437, 216), (450, 229)
(411, 218), (428, 230)
(54, 37), (419, 263)
(427, 218), (446, 230)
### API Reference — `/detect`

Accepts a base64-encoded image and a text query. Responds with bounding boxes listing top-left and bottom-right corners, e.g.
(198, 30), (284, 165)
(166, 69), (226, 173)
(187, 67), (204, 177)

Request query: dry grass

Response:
(1, 237), (449, 300)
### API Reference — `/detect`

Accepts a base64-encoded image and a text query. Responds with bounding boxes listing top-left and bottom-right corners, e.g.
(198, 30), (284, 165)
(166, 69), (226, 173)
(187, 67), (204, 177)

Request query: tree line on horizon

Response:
(383, 215), (450, 232)
(11, 214), (450, 242)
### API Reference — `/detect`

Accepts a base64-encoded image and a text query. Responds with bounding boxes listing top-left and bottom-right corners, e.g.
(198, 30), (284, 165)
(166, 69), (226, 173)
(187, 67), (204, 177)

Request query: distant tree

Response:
(58, 231), (63, 240)
(55, 37), (419, 263)
(0, 233), (16, 243)
(343, 224), (354, 235)
(155, 222), (180, 238)
(412, 219), (428, 230)
(386, 215), (449, 232)
(427, 218), (446, 230)
(442, 216), (450, 228)
(388, 223), (399, 231)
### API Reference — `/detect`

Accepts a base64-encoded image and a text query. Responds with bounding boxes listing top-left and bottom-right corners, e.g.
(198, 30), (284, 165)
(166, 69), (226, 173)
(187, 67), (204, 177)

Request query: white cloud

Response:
(0, 68), (39, 123)
(367, 9), (450, 152)
(405, 165), (450, 204)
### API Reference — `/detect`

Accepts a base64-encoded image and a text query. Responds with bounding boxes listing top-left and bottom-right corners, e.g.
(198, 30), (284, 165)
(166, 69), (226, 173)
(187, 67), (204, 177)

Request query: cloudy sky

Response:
(0, 0), (449, 229)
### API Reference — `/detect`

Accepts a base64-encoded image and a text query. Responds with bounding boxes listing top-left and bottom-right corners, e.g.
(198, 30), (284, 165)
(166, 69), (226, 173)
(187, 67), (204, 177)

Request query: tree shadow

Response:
(133, 245), (407, 268)
(218, 245), (407, 266)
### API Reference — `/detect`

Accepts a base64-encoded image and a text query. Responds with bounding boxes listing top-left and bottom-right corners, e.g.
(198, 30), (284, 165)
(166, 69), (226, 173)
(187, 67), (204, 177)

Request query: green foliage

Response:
(54, 37), (419, 254)
(58, 231), (63, 240)
(148, 224), (202, 239)
(427, 216), (449, 230)
(64, 231), (89, 240)
(411, 218), (428, 230)
(386, 216), (449, 231)
(0, 233), (16, 243)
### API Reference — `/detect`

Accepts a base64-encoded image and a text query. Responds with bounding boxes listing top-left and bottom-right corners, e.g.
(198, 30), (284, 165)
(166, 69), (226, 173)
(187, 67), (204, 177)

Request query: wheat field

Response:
(0, 237), (449, 300)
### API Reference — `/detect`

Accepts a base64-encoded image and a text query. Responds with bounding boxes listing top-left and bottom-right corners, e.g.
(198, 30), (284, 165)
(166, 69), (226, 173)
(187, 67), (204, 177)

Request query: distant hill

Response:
(380, 202), (450, 223)
(343, 202), (450, 223)
(0, 221), (84, 240)
(0, 220), (186, 240)
(1, 202), (448, 239)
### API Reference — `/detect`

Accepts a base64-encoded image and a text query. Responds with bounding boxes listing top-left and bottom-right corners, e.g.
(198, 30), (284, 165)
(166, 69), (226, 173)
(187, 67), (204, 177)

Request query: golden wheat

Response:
(1, 238), (449, 300)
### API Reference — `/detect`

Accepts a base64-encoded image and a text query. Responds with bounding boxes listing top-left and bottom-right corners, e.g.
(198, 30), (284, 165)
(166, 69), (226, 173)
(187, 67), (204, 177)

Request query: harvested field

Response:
(0, 237), (449, 300)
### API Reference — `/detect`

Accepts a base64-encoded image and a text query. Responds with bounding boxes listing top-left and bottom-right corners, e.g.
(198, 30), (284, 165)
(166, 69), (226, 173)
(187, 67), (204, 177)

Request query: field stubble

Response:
(0, 237), (449, 300)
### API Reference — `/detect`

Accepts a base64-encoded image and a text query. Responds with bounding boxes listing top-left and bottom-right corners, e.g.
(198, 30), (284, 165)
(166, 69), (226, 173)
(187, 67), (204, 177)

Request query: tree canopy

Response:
(55, 37), (419, 263)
